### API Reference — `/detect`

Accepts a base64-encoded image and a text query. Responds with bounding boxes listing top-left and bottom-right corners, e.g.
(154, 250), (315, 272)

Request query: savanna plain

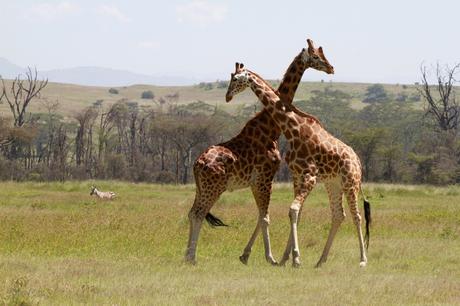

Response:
(0, 181), (459, 305)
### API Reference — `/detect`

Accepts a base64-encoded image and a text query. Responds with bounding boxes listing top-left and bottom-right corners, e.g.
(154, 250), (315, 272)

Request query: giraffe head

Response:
(301, 39), (334, 74)
(225, 62), (250, 102)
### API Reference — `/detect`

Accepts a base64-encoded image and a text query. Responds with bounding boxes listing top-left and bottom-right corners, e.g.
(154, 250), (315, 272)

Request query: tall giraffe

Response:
(185, 39), (333, 265)
(225, 57), (371, 268)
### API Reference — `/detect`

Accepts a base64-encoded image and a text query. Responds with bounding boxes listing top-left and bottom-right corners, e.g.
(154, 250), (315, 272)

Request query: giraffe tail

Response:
(363, 199), (371, 250)
(359, 183), (371, 249)
(205, 213), (228, 227)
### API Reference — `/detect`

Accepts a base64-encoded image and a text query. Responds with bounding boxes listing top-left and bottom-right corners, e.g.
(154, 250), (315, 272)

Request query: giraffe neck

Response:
(277, 53), (308, 103)
(246, 70), (322, 136)
(247, 71), (280, 109)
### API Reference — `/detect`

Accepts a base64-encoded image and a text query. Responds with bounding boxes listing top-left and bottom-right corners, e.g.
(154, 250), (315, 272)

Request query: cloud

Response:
(176, 1), (227, 27)
(96, 5), (130, 23)
(138, 41), (161, 49)
(26, 1), (80, 20)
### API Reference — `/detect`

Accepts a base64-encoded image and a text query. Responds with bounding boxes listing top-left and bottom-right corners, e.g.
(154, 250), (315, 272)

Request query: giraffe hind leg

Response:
(185, 177), (226, 264)
(346, 187), (368, 267)
(316, 179), (345, 268)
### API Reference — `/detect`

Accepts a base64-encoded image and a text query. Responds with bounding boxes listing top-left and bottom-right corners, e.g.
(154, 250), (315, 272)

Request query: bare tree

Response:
(167, 115), (216, 184)
(0, 67), (48, 127)
(39, 98), (60, 166)
(97, 104), (116, 165)
(75, 107), (98, 168)
(418, 63), (460, 132)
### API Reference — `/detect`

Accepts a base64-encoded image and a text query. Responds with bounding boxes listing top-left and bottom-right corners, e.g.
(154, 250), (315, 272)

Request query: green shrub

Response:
(141, 90), (155, 99)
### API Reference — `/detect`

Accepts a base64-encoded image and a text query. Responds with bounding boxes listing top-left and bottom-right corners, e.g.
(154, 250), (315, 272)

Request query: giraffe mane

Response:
(278, 53), (303, 95)
(246, 69), (280, 96)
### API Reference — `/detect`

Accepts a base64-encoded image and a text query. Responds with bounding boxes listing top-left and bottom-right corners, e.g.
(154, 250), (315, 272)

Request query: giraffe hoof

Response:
(184, 258), (197, 265)
(359, 261), (367, 268)
(239, 255), (249, 265)
(292, 258), (301, 268)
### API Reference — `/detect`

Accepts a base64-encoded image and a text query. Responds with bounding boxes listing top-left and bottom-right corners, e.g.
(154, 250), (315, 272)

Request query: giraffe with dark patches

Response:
(225, 43), (371, 268)
(185, 39), (333, 265)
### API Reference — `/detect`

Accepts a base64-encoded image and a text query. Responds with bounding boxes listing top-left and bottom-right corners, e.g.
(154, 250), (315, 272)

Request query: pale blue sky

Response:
(0, 0), (459, 84)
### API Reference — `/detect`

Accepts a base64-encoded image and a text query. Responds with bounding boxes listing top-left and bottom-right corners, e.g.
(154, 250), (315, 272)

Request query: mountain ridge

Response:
(0, 57), (197, 86)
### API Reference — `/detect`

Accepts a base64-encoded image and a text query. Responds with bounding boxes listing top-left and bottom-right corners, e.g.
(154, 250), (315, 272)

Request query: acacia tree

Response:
(418, 63), (460, 132)
(0, 67), (48, 127)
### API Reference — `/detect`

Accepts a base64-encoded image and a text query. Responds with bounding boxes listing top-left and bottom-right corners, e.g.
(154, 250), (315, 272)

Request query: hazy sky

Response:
(0, 0), (459, 84)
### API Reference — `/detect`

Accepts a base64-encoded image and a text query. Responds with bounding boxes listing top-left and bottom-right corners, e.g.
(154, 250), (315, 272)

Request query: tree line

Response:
(0, 64), (459, 185)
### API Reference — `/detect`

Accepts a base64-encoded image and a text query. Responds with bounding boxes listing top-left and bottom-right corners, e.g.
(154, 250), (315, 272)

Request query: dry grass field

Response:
(0, 79), (420, 118)
(0, 181), (459, 305)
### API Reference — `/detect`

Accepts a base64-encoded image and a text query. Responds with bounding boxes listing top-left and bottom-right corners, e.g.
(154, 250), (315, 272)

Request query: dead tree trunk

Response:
(418, 63), (460, 132)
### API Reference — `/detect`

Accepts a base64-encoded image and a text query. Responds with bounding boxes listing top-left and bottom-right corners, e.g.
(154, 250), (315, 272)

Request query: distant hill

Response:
(42, 66), (198, 87)
(0, 76), (422, 119)
(0, 58), (197, 86)
(0, 58), (25, 78)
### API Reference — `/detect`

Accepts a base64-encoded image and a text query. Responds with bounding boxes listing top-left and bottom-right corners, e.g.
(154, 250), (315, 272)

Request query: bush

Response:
(198, 82), (213, 90)
(363, 84), (388, 103)
(395, 92), (408, 102)
(409, 93), (421, 102)
(141, 90), (155, 99)
(216, 81), (229, 89)
(108, 88), (119, 94)
(155, 171), (176, 184)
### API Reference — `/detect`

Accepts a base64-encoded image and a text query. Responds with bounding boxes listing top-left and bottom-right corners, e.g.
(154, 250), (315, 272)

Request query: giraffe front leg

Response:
(284, 174), (316, 268)
(259, 212), (277, 265)
(289, 199), (302, 268)
(279, 230), (293, 266)
(280, 197), (306, 268)
(250, 183), (277, 266)
(239, 221), (260, 265)
(279, 204), (304, 266)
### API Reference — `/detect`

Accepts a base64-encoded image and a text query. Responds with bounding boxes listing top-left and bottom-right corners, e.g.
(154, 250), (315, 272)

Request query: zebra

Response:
(90, 186), (116, 200)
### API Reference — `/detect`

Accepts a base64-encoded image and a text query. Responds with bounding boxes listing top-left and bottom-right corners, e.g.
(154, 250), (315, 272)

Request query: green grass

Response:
(0, 181), (459, 305)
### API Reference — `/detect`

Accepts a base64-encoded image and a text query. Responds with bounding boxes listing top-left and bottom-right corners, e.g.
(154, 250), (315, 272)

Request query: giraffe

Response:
(225, 55), (371, 268)
(185, 39), (333, 265)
